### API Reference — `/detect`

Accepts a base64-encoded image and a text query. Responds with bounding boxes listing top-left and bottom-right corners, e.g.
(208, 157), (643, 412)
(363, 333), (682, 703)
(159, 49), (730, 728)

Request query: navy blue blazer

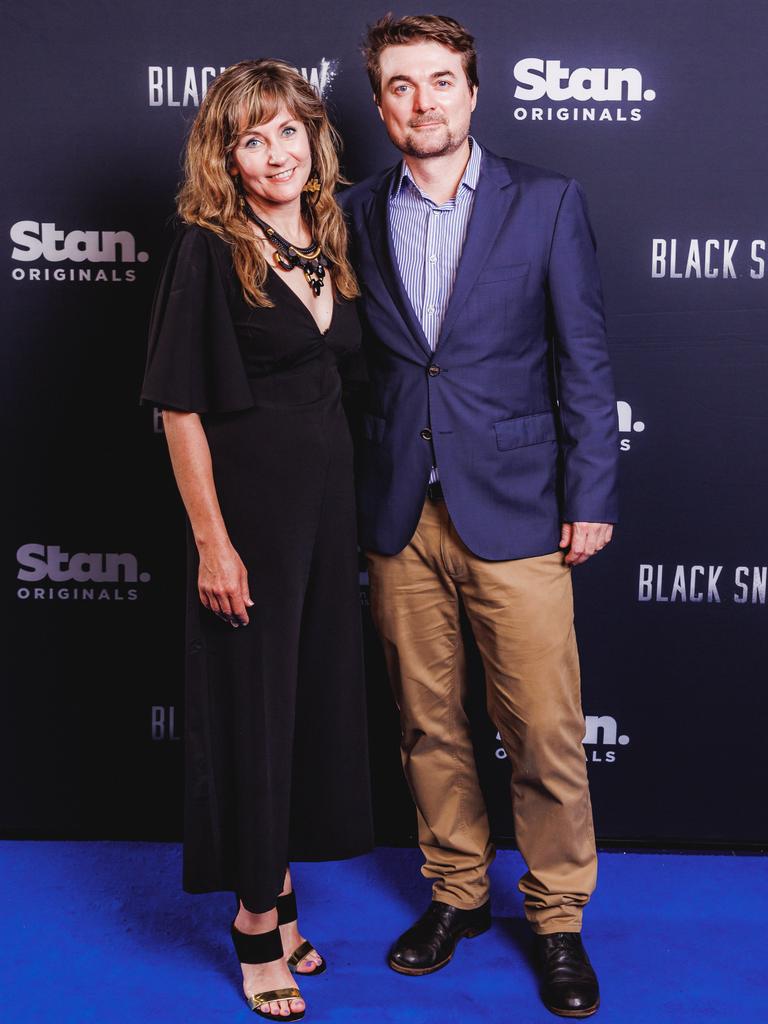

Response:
(339, 148), (619, 561)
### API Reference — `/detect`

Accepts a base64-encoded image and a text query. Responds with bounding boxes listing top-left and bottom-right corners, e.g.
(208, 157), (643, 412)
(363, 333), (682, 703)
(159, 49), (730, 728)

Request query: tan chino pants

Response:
(367, 497), (597, 934)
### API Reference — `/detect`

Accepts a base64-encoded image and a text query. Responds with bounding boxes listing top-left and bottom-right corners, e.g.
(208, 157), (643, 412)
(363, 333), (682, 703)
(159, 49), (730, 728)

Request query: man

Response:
(340, 14), (618, 1018)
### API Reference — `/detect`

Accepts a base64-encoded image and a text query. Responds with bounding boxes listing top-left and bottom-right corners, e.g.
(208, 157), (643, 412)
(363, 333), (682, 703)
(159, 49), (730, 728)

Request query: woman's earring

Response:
(302, 172), (322, 196)
(233, 172), (247, 207)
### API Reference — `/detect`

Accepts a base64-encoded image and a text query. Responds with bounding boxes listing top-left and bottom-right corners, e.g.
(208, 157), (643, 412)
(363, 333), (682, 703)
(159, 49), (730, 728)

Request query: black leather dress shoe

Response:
(388, 900), (491, 975)
(536, 932), (600, 1017)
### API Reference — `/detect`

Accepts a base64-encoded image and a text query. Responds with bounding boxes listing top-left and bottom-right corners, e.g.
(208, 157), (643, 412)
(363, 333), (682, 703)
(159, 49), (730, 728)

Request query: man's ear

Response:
(470, 85), (479, 112)
(374, 94), (384, 122)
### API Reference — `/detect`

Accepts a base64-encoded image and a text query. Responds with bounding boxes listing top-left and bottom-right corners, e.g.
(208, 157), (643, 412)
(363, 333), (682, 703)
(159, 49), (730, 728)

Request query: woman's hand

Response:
(161, 410), (253, 627)
(197, 540), (254, 626)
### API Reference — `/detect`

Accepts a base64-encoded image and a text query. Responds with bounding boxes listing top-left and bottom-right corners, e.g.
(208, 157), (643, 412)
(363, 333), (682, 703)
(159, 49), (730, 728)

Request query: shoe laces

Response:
(541, 933), (591, 983)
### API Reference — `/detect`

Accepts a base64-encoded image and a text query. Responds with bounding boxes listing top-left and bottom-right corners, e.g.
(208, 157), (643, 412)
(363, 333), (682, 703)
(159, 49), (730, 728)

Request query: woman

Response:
(142, 60), (373, 1020)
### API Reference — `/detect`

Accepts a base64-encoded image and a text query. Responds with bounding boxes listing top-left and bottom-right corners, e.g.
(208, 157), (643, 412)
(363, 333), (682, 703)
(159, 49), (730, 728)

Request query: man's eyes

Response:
(392, 81), (451, 94)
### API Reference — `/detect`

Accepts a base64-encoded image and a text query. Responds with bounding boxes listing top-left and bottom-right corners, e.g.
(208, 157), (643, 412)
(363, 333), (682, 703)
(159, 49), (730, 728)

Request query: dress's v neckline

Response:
(267, 265), (335, 337)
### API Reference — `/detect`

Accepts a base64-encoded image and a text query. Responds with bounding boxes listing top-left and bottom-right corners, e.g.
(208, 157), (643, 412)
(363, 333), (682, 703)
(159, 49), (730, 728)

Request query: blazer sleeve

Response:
(140, 224), (254, 413)
(547, 179), (619, 524)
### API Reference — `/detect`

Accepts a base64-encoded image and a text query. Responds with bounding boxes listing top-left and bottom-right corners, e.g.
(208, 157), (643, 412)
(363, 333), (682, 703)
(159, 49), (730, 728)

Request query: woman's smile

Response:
(267, 166), (296, 182)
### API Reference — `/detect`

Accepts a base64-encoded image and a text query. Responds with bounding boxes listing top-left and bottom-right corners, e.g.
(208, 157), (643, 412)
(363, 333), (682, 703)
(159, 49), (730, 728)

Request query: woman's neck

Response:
(244, 195), (309, 246)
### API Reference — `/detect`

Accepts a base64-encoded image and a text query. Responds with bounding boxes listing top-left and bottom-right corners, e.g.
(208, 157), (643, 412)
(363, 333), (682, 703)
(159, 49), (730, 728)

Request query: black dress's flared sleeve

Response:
(141, 224), (254, 413)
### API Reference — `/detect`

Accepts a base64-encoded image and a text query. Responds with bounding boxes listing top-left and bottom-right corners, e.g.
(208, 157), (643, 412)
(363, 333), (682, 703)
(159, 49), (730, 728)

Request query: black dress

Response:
(142, 224), (373, 912)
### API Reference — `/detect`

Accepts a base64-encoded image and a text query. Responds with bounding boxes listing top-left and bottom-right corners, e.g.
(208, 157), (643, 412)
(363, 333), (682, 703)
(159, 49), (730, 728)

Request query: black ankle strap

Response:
(231, 924), (283, 964)
(277, 890), (298, 925)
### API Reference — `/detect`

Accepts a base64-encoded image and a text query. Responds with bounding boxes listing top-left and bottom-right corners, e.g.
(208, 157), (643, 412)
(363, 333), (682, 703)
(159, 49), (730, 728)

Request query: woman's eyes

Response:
(244, 127), (297, 148)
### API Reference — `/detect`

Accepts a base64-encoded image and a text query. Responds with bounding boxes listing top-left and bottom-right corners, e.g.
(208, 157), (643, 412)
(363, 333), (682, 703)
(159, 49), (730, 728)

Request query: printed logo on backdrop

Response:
(512, 58), (656, 123)
(495, 715), (630, 765)
(9, 222), (149, 284)
(148, 59), (340, 107)
(651, 238), (766, 279)
(637, 564), (767, 605)
(617, 400), (644, 452)
(151, 706), (181, 741)
(16, 544), (152, 601)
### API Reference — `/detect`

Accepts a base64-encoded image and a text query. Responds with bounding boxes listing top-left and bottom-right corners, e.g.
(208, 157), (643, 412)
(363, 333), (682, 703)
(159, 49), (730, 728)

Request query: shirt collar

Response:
(393, 136), (482, 200)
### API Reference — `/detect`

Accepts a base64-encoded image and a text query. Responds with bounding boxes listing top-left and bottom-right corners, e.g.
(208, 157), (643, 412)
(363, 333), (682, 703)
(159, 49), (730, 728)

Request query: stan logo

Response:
(10, 221), (148, 283)
(617, 400), (645, 452)
(512, 58), (655, 123)
(16, 543), (151, 602)
(582, 714), (630, 764)
(148, 59), (340, 107)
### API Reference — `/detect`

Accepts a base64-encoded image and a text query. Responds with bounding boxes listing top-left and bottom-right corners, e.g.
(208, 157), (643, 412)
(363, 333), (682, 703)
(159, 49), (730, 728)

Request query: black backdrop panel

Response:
(2, 1), (767, 845)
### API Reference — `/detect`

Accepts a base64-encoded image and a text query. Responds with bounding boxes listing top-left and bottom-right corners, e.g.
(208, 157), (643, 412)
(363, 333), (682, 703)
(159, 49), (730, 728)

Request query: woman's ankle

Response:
(235, 903), (278, 935)
(279, 866), (293, 897)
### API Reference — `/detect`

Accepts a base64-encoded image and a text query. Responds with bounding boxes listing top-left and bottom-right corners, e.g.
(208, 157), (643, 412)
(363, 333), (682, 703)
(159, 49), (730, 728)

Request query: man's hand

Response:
(559, 522), (614, 566)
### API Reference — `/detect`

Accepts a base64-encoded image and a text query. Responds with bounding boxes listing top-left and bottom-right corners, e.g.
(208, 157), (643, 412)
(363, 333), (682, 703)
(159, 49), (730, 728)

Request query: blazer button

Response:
(420, 428), (433, 441)
(428, 364), (441, 376)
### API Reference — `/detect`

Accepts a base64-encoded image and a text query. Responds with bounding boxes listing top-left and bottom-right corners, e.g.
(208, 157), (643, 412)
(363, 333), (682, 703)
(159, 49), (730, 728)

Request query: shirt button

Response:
(428, 255), (437, 263)
(420, 428), (433, 441)
(427, 306), (435, 314)
(428, 364), (441, 377)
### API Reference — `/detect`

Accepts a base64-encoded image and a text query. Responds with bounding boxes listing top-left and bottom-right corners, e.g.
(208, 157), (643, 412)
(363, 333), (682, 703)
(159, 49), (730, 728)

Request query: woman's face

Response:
(229, 104), (312, 209)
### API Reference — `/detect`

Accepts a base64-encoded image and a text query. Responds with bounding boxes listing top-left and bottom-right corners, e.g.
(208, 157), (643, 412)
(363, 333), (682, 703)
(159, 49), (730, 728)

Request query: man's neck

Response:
(403, 138), (472, 206)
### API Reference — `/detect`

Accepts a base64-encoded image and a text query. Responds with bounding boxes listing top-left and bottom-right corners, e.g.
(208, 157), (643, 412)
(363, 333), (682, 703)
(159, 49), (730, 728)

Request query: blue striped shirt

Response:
(389, 137), (482, 349)
(389, 137), (482, 482)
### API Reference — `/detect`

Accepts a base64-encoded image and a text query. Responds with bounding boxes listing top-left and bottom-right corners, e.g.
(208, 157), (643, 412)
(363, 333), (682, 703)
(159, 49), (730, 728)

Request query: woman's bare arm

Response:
(162, 410), (253, 626)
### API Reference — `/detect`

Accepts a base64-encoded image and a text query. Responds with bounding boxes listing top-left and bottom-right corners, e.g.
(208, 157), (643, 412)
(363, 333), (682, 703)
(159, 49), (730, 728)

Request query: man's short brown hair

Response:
(363, 13), (479, 103)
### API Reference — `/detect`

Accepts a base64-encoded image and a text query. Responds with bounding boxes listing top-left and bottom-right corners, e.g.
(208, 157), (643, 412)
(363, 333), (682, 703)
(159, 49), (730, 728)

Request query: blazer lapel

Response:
(437, 154), (519, 349)
(365, 175), (432, 358)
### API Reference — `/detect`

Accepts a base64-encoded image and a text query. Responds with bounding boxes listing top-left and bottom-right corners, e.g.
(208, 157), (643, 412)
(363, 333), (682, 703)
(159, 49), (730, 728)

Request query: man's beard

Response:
(398, 117), (470, 159)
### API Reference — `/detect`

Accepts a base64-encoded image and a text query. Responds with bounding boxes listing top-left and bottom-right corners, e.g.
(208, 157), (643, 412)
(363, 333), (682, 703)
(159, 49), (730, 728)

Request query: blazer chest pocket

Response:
(476, 262), (530, 286)
(363, 413), (386, 444)
(494, 411), (558, 451)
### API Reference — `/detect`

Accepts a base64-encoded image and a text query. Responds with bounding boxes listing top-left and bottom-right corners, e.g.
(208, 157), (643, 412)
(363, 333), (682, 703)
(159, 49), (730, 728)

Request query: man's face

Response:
(376, 40), (477, 159)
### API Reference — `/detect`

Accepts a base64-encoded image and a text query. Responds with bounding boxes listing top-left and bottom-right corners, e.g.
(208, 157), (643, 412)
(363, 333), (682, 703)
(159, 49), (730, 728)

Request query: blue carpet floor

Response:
(0, 843), (764, 1023)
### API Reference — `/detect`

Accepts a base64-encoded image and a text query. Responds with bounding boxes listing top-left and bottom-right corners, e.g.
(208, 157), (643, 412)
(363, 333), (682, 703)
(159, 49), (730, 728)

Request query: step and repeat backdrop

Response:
(3, 0), (766, 846)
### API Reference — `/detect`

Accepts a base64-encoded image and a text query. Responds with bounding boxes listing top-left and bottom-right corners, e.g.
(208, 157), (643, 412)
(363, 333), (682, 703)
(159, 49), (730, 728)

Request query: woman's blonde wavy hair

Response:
(177, 59), (358, 306)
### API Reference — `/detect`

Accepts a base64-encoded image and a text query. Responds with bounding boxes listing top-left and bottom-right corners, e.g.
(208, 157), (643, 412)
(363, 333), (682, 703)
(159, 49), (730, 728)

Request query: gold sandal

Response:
(231, 922), (305, 1020)
(277, 891), (327, 976)
(247, 987), (304, 1020)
